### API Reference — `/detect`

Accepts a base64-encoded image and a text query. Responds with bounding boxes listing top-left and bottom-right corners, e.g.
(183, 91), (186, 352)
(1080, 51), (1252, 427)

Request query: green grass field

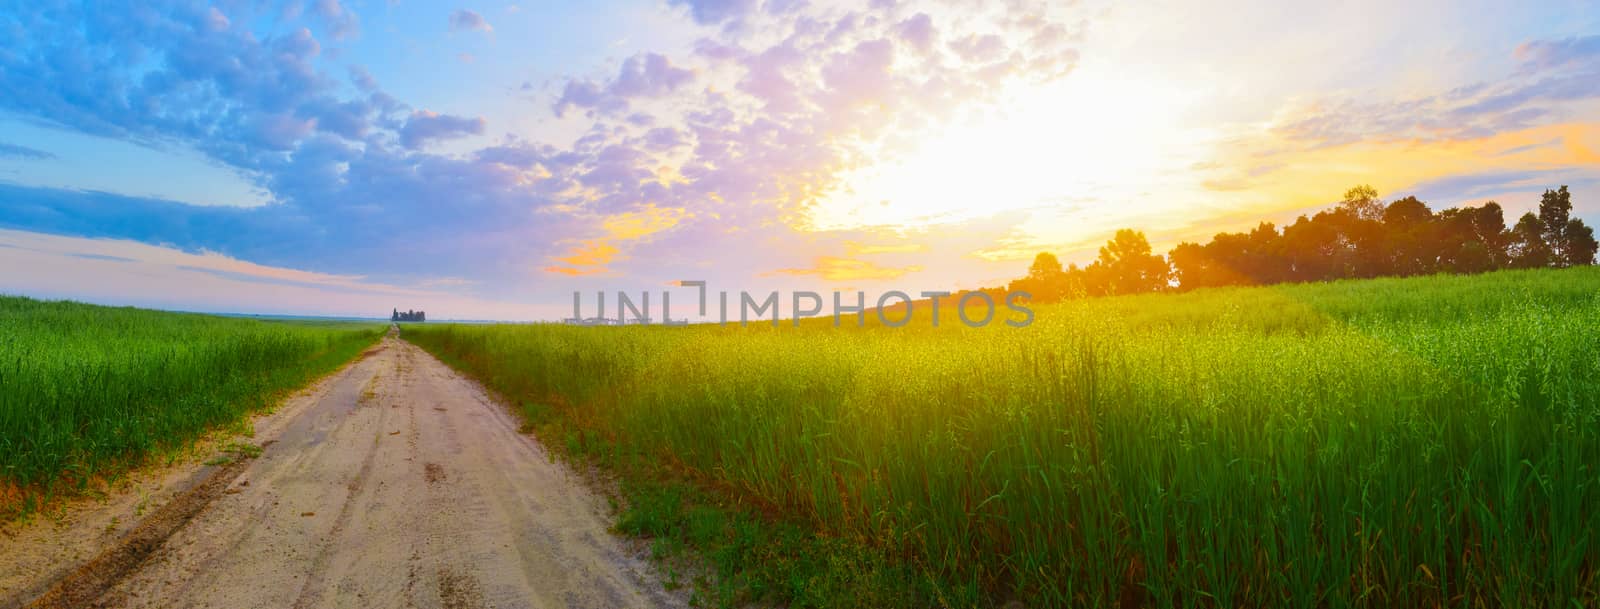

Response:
(406, 267), (1600, 608)
(0, 297), (383, 512)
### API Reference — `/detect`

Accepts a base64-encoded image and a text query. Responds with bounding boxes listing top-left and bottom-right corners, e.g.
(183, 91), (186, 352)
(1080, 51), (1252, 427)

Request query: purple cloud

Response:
(399, 111), (487, 149)
(643, 127), (686, 151)
(298, 98), (372, 140)
(554, 53), (694, 117)
(348, 65), (379, 92)
(311, 0), (358, 39)
(1515, 35), (1600, 71)
(821, 39), (895, 110)
(670, 0), (757, 25)
(449, 9), (492, 33)
(1277, 34), (1600, 147)
(613, 53), (695, 98)
(895, 13), (935, 55)
(738, 44), (806, 113)
(0, 0), (1089, 291)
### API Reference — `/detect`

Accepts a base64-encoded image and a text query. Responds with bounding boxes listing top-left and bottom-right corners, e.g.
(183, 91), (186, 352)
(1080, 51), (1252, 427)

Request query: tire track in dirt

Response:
(20, 458), (251, 609)
(289, 422), (383, 609)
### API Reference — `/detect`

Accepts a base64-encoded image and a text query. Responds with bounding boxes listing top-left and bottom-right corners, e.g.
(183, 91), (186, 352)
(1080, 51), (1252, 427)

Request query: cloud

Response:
(1161, 32), (1600, 248)
(399, 111), (487, 149)
(1200, 121), (1600, 238)
(1407, 170), (1549, 202)
(449, 9), (492, 33)
(0, 169), (566, 283)
(669, 0), (758, 26)
(642, 127), (686, 151)
(543, 205), (685, 276)
(821, 39), (895, 110)
(553, 241), (621, 267)
(311, 0), (359, 39)
(1273, 34), (1600, 147)
(0, 0), (1090, 305)
(0, 228), (555, 319)
(613, 53), (696, 98)
(348, 65), (379, 93)
(299, 98), (372, 139)
(895, 13), (936, 55)
(0, 142), (56, 160)
(949, 34), (1006, 63)
(543, 265), (609, 277)
(1515, 35), (1600, 71)
(734, 44), (805, 113)
(601, 205), (684, 240)
(554, 53), (695, 118)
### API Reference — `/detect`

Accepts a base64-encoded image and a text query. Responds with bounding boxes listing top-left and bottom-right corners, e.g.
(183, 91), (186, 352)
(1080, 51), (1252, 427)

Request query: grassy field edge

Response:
(0, 297), (386, 519)
(405, 332), (949, 608)
(402, 268), (1600, 608)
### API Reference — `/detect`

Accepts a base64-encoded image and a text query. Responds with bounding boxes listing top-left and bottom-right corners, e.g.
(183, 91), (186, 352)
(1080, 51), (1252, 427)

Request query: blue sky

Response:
(1, 0), (1598, 319)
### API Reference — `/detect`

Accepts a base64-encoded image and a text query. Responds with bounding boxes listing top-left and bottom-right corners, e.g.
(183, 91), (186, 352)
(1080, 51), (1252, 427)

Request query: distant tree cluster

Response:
(392, 308), (426, 322)
(1011, 185), (1597, 301)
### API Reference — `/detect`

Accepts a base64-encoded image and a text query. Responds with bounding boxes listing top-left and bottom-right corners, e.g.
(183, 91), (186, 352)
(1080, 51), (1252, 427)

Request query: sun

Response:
(806, 62), (1206, 235)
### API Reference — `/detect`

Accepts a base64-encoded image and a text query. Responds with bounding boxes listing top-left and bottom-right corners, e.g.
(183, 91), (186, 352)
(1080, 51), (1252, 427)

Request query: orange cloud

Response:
(542, 205), (685, 276)
(553, 240), (619, 266)
(1211, 122), (1600, 211)
(601, 204), (683, 240)
(543, 265), (608, 277)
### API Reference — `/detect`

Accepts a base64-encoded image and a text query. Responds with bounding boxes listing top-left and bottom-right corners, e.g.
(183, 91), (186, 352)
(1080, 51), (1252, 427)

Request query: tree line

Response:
(1009, 185), (1597, 301)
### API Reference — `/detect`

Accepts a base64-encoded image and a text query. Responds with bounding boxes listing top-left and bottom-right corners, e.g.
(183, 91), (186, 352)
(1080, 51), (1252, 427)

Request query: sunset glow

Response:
(0, 1), (1595, 318)
(810, 64), (1204, 231)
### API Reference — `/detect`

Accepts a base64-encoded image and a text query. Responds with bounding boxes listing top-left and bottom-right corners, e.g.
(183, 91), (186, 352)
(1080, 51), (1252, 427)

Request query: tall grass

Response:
(0, 296), (382, 508)
(408, 267), (1600, 607)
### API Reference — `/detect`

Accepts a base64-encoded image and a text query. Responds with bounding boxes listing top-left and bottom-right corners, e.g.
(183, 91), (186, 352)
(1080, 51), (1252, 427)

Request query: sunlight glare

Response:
(807, 64), (1203, 231)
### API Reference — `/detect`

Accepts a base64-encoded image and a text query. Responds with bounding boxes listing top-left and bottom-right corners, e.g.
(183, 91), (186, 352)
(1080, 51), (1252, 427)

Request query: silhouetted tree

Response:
(1470, 202), (1510, 267)
(1248, 222), (1290, 282)
(1540, 186), (1572, 263)
(1205, 231), (1254, 283)
(1437, 204), (1502, 273)
(1384, 196), (1433, 227)
(1565, 218), (1599, 266)
(1010, 252), (1070, 302)
(1013, 184), (1590, 298)
(1168, 241), (1222, 290)
(1092, 229), (1169, 295)
(1339, 184), (1386, 222)
(1029, 252), (1064, 278)
(1538, 185), (1599, 267)
(1282, 213), (1345, 281)
(1381, 196), (1437, 276)
(1510, 213), (1554, 269)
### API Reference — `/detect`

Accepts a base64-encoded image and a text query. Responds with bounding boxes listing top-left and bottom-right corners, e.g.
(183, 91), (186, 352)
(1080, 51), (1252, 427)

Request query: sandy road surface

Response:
(6, 336), (683, 609)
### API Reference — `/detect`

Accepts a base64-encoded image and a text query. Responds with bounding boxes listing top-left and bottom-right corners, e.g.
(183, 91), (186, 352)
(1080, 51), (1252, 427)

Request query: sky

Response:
(0, 0), (1597, 320)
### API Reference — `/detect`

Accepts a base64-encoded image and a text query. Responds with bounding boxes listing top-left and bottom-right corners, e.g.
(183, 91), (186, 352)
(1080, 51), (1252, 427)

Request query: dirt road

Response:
(4, 336), (684, 609)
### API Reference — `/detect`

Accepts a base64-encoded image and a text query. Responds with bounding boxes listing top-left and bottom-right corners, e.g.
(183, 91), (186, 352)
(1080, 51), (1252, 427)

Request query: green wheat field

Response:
(405, 268), (1599, 608)
(0, 297), (382, 512)
(4, 268), (1598, 607)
